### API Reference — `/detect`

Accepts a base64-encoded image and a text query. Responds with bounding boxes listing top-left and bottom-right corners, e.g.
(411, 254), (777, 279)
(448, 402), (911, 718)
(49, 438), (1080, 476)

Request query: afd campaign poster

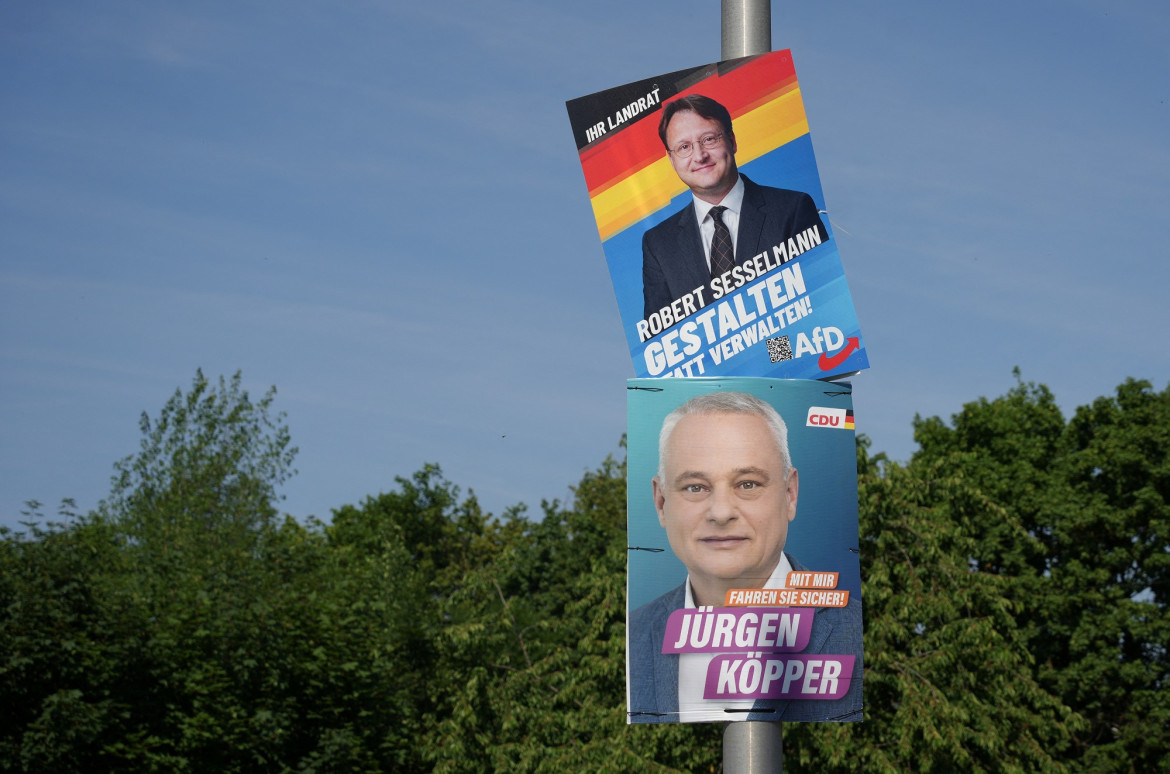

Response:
(625, 377), (863, 724)
(567, 51), (868, 381)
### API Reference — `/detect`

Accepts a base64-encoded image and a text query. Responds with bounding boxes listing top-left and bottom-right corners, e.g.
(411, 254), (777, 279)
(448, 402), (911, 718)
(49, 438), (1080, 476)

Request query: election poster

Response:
(626, 377), (863, 724)
(567, 51), (868, 381)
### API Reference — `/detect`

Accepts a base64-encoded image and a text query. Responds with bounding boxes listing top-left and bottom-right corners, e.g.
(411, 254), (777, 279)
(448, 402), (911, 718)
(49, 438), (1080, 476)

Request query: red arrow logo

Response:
(818, 337), (860, 371)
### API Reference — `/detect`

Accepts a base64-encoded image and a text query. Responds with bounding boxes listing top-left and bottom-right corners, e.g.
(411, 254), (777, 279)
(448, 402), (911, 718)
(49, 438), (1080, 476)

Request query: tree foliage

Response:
(99, 368), (297, 533)
(912, 375), (1170, 771)
(2, 372), (1167, 772)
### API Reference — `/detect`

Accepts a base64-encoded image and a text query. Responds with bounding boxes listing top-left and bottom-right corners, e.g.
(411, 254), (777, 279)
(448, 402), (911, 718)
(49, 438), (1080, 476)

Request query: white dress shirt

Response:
(691, 175), (745, 273)
(677, 551), (794, 722)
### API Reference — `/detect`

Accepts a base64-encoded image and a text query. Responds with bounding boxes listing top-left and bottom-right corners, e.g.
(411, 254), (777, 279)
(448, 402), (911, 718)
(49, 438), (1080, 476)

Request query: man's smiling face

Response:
(653, 410), (798, 606)
(664, 109), (739, 204)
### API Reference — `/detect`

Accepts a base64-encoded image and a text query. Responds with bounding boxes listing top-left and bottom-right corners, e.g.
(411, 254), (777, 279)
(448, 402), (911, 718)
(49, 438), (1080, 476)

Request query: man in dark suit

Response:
(627, 391), (863, 724)
(642, 95), (828, 321)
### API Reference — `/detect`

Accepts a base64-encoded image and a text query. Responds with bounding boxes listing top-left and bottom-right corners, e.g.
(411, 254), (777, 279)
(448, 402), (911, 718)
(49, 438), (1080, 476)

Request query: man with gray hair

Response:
(628, 391), (862, 723)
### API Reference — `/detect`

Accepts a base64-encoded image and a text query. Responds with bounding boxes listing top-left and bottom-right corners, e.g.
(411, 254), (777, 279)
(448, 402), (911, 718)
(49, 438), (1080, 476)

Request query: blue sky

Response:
(2, 1), (1167, 527)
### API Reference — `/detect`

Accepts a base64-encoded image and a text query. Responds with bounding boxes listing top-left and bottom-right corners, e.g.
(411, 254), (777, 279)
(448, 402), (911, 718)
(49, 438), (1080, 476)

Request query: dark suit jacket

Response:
(641, 175), (828, 320)
(628, 553), (863, 724)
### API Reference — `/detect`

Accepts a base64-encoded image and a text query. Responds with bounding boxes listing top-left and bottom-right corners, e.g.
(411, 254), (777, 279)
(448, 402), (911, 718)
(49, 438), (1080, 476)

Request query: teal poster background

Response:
(626, 377), (860, 611)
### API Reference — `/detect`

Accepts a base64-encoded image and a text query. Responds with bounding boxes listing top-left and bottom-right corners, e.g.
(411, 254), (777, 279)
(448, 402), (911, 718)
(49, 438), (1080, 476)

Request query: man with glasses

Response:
(641, 94), (828, 322)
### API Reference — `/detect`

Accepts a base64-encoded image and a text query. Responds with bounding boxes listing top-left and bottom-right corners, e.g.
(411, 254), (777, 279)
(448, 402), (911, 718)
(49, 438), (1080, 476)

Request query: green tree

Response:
(0, 370), (368, 773)
(0, 503), (127, 773)
(81, 370), (445, 772)
(1038, 379), (1169, 770)
(6, 372), (1166, 772)
(327, 464), (507, 772)
(98, 368), (297, 537)
(906, 375), (1170, 772)
(785, 436), (1082, 773)
(418, 451), (725, 772)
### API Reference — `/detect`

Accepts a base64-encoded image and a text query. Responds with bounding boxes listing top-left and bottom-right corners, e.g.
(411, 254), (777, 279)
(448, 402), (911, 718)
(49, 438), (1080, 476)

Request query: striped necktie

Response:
(709, 205), (733, 277)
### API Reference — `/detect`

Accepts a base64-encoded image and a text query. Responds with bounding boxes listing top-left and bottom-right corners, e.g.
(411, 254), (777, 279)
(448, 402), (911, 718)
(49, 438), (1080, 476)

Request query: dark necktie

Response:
(709, 205), (734, 278)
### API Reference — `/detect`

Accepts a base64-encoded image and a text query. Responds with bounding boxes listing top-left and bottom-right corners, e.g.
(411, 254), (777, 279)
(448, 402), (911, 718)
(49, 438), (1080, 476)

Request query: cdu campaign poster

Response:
(567, 51), (868, 381)
(625, 377), (863, 724)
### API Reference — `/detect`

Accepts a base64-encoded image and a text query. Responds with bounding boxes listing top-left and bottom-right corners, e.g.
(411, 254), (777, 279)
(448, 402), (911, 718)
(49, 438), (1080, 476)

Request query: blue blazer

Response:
(628, 553), (863, 723)
(641, 175), (828, 320)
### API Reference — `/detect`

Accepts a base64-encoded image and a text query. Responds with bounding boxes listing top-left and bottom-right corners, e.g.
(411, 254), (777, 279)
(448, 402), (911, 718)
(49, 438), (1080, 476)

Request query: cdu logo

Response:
(806, 407), (855, 430)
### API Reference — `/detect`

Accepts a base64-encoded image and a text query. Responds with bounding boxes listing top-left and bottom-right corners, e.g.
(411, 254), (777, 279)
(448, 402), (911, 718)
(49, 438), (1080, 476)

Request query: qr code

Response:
(766, 336), (793, 363)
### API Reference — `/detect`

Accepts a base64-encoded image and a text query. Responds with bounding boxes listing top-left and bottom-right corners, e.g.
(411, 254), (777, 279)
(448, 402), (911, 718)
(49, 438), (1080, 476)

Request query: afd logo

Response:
(806, 407), (855, 430)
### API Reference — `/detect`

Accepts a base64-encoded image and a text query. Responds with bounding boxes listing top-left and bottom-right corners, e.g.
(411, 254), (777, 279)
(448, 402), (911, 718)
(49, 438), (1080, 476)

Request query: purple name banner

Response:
(704, 654), (856, 700)
(662, 606), (813, 654)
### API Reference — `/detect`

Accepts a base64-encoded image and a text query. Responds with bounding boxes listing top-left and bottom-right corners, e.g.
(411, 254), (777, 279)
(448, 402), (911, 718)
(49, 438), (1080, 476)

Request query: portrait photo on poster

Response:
(625, 377), (863, 724)
(567, 51), (869, 382)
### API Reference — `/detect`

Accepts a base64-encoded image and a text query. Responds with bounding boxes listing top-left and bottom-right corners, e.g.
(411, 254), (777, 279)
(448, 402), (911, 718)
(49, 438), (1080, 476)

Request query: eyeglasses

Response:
(670, 132), (725, 158)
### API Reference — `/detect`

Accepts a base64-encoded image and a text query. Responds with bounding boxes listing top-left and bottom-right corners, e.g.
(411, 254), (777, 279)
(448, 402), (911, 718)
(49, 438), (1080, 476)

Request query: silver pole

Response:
(724, 720), (784, 773)
(720, 1), (782, 771)
(721, 0), (771, 60)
